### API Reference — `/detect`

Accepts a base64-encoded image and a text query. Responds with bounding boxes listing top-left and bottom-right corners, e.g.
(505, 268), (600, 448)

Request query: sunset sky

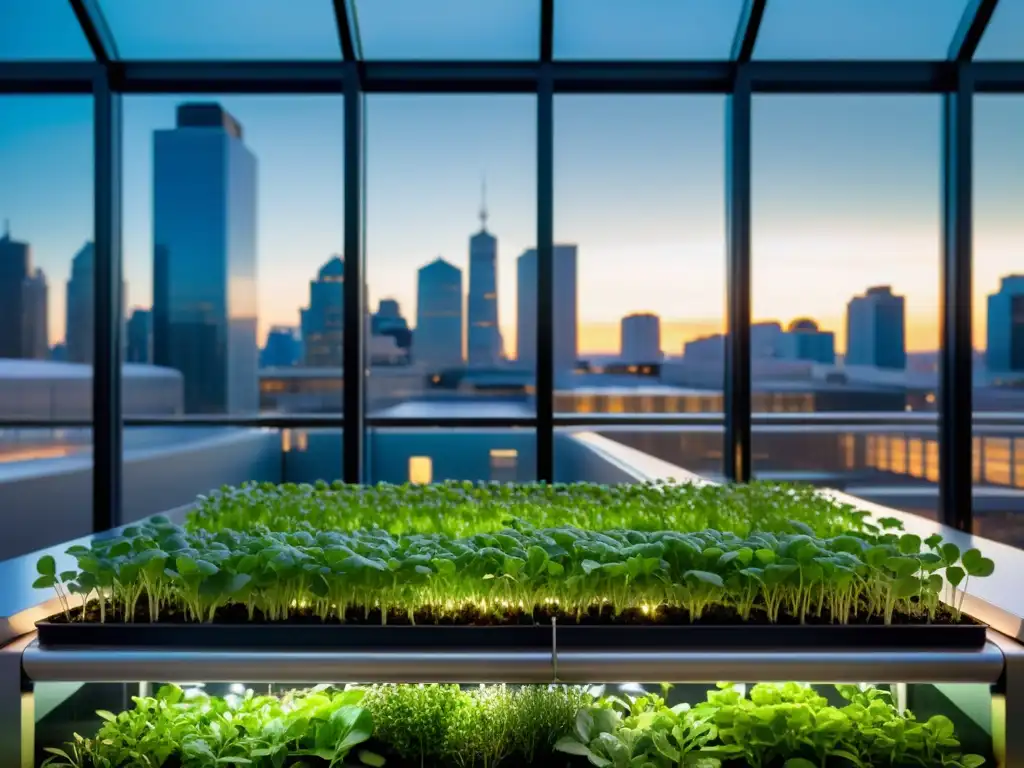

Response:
(1, 0), (1023, 357)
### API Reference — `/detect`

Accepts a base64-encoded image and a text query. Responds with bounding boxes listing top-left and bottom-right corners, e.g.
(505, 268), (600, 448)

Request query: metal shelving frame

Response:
(2, 628), (1024, 767)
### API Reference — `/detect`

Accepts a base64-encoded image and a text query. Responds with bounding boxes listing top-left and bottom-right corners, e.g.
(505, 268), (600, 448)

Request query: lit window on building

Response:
(908, 439), (924, 478)
(926, 441), (939, 483)
(1015, 438), (1024, 488)
(984, 437), (1012, 486)
(409, 456), (432, 485)
(973, 437), (982, 483)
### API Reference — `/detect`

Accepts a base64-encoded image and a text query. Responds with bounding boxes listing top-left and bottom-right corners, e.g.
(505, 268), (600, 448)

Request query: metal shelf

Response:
(20, 634), (1006, 684)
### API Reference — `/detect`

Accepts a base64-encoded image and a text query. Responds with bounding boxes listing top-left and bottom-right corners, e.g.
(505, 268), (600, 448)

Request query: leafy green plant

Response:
(42, 683), (381, 768)
(41, 507), (992, 627)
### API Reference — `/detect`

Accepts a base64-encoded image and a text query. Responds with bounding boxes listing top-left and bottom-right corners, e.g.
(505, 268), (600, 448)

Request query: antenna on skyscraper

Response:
(479, 174), (488, 231)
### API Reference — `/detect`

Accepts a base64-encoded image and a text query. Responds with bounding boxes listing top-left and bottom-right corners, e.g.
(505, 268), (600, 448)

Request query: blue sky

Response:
(1, 0), (1023, 355)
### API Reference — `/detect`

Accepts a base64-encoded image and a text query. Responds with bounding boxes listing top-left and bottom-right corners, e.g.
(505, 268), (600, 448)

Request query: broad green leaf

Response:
(555, 736), (593, 757)
(36, 555), (56, 577)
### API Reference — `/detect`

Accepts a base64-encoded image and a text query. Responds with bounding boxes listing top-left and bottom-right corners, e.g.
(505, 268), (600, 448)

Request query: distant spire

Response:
(479, 174), (488, 231)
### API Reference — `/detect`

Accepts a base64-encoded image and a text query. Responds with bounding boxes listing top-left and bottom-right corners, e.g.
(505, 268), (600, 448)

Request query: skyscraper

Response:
(620, 313), (661, 363)
(777, 319), (835, 364)
(301, 256), (344, 367)
(126, 308), (152, 364)
(66, 242), (95, 364)
(153, 103), (258, 414)
(846, 285), (906, 369)
(0, 225), (30, 359)
(22, 268), (49, 360)
(467, 189), (502, 366)
(986, 274), (1024, 375)
(371, 298), (411, 354)
(260, 326), (300, 368)
(516, 244), (578, 373)
(415, 257), (463, 369)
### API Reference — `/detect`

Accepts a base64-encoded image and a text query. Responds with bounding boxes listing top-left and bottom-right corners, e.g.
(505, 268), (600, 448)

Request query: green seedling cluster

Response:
(556, 683), (985, 768)
(185, 481), (869, 539)
(44, 683), (985, 768)
(42, 683), (379, 768)
(38, 504), (993, 626)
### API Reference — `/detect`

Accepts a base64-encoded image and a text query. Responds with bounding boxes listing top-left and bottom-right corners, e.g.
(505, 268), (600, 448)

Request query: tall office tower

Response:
(777, 318), (835, 364)
(620, 312), (662, 363)
(846, 285), (906, 369)
(0, 225), (30, 359)
(467, 189), (502, 366)
(260, 325), (300, 368)
(153, 103), (258, 413)
(301, 256), (344, 367)
(66, 242), (95, 364)
(21, 268), (49, 360)
(371, 298), (411, 353)
(126, 308), (152, 364)
(986, 274), (1024, 374)
(751, 321), (784, 358)
(516, 244), (578, 373)
(415, 257), (463, 369)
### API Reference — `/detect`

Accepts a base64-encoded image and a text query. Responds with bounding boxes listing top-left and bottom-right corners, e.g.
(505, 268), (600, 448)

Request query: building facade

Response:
(414, 257), (463, 370)
(126, 308), (152, 364)
(467, 224), (502, 366)
(987, 274), (1024, 375)
(301, 256), (344, 368)
(0, 230), (30, 359)
(621, 313), (661, 363)
(778, 319), (835, 364)
(516, 244), (578, 374)
(846, 285), (906, 369)
(21, 268), (49, 360)
(153, 103), (259, 414)
(65, 242), (95, 365)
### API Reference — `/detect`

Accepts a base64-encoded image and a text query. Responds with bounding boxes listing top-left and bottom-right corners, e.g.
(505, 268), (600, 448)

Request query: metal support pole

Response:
(940, 65), (974, 532)
(92, 72), (123, 531)
(342, 66), (365, 484)
(536, 67), (555, 484)
(725, 69), (752, 483)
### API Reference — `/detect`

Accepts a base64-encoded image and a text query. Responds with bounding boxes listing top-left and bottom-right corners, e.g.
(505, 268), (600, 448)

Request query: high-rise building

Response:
(415, 257), (463, 370)
(467, 191), (502, 366)
(846, 285), (906, 369)
(371, 298), (411, 355)
(777, 318), (835, 364)
(0, 226), (30, 359)
(126, 308), (152, 364)
(516, 244), (578, 373)
(22, 268), (49, 360)
(301, 256), (344, 367)
(66, 242), (95, 364)
(153, 103), (258, 414)
(260, 325), (300, 368)
(986, 274), (1024, 375)
(620, 313), (661, 363)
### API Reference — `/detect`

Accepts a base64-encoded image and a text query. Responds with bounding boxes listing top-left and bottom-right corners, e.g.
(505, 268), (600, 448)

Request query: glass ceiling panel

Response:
(553, 0), (745, 60)
(976, 0), (1024, 59)
(98, 0), (341, 60)
(0, 0), (93, 60)
(754, 0), (971, 60)
(350, 0), (539, 60)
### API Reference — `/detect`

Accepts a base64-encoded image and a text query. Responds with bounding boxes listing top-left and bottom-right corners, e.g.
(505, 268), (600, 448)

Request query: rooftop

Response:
(0, 360), (182, 381)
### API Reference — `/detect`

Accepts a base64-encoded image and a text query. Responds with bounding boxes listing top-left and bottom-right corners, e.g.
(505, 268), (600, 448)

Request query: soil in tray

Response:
(46, 598), (981, 628)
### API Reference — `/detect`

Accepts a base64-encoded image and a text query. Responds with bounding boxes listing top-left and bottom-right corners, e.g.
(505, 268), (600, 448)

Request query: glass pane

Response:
(556, 427), (723, 483)
(122, 96), (343, 417)
(351, 0), (539, 60)
(976, 0), (1024, 60)
(0, 0), (93, 59)
(751, 95), (942, 521)
(367, 428), (536, 483)
(973, 96), (1024, 549)
(553, 0), (744, 60)
(0, 96), (94, 559)
(754, 0), (970, 60)
(366, 95), (535, 417)
(99, 0), (341, 60)
(554, 94), (726, 478)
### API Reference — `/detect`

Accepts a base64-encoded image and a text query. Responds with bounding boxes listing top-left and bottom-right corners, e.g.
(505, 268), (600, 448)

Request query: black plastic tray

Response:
(35, 619), (988, 651)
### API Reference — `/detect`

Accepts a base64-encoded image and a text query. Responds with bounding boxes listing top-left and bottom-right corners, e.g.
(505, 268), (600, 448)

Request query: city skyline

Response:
(3, 94), (1024, 355)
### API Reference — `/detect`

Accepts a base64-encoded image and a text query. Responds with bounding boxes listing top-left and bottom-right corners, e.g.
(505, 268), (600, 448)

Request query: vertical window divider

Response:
(343, 64), (366, 484)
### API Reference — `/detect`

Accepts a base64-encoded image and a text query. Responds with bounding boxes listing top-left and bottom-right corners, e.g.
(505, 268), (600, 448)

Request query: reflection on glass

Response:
(751, 95), (941, 520)
(365, 95), (536, 417)
(754, 0), (970, 60)
(554, 94), (726, 463)
(350, 0), (538, 60)
(99, 0), (341, 60)
(368, 430), (536, 483)
(125, 95), (344, 416)
(553, 0), (744, 61)
(0, 0), (93, 60)
(973, 96), (1024, 548)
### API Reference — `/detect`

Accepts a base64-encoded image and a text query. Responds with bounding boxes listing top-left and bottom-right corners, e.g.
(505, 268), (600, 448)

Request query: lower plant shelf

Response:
(35, 618), (988, 651)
